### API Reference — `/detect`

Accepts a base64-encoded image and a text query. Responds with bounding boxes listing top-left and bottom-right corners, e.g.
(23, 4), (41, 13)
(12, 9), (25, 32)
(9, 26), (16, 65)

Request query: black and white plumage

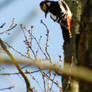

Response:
(40, 0), (72, 43)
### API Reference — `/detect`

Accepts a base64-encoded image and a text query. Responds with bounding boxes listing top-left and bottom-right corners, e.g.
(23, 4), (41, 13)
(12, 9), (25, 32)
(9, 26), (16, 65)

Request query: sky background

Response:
(0, 0), (64, 92)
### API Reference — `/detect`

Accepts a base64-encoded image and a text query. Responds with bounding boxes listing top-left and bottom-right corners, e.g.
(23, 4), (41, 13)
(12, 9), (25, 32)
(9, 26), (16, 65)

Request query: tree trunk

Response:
(78, 0), (92, 91)
(62, 0), (92, 92)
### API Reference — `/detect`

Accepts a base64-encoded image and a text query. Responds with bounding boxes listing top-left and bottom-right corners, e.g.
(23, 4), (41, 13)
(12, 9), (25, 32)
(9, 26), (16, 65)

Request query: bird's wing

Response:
(58, 0), (72, 17)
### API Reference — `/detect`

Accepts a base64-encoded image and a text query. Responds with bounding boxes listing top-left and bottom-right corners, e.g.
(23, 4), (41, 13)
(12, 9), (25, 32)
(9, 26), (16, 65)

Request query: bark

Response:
(62, 0), (82, 92)
(78, 0), (92, 91)
(63, 0), (92, 92)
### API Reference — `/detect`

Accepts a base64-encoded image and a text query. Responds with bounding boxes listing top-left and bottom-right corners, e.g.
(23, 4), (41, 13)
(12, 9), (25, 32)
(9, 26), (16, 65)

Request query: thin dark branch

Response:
(20, 24), (36, 59)
(41, 20), (52, 64)
(0, 18), (17, 34)
(32, 35), (48, 59)
(0, 23), (6, 28)
(5, 42), (33, 60)
(0, 86), (14, 91)
(0, 69), (45, 76)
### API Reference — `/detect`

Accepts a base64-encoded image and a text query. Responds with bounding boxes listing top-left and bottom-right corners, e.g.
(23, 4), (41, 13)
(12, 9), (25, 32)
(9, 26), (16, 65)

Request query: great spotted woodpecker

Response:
(40, 0), (72, 43)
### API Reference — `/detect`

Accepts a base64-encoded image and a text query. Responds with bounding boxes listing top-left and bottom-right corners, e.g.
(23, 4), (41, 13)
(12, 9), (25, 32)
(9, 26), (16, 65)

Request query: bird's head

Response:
(40, 1), (51, 18)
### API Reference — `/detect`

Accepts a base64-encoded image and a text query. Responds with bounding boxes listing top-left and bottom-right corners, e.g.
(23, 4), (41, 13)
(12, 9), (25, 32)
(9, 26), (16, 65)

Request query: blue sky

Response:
(0, 0), (64, 92)
(0, 0), (64, 61)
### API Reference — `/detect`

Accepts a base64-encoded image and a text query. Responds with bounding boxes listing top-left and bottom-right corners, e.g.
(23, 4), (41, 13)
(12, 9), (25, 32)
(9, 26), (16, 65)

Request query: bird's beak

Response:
(45, 13), (47, 18)
(45, 12), (48, 18)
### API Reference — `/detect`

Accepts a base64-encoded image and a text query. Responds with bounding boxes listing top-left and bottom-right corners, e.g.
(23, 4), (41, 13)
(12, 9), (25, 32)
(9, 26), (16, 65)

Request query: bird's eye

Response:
(40, 4), (47, 12)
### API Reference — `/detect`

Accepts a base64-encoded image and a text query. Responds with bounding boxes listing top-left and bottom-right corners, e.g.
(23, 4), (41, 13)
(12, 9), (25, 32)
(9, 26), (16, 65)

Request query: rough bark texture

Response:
(63, 0), (92, 92)
(78, 0), (92, 92)
(62, 0), (92, 92)
(62, 0), (81, 92)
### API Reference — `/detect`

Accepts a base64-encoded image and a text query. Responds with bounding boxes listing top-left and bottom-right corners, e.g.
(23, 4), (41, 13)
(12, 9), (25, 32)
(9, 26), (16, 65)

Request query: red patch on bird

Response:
(67, 16), (72, 31)
(67, 16), (72, 38)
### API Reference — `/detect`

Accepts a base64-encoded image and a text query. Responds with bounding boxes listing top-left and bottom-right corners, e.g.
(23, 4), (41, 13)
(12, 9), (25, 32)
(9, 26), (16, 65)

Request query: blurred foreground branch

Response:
(0, 57), (92, 84)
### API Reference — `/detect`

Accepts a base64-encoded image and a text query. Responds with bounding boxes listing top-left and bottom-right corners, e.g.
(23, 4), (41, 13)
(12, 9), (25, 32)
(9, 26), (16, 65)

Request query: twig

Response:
(5, 42), (33, 60)
(29, 71), (43, 91)
(41, 20), (53, 92)
(47, 70), (52, 91)
(0, 69), (44, 76)
(0, 23), (6, 28)
(0, 24), (17, 34)
(50, 73), (57, 91)
(0, 18), (17, 34)
(32, 35), (48, 59)
(20, 24), (36, 59)
(0, 38), (33, 92)
(27, 26), (33, 57)
(0, 86), (14, 90)
(41, 20), (52, 64)
(42, 72), (62, 89)
(35, 36), (42, 57)
(40, 70), (47, 92)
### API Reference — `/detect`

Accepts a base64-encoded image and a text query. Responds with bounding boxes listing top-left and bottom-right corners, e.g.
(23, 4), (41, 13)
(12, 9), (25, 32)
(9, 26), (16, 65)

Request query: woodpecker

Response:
(40, 0), (72, 43)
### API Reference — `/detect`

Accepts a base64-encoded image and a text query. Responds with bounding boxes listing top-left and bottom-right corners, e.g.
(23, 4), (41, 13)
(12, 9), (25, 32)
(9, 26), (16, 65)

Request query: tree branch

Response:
(0, 38), (33, 92)
(0, 57), (92, 84)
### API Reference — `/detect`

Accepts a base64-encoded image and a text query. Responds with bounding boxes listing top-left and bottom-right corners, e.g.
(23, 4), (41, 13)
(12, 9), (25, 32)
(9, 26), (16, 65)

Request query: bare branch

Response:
(0, 38), (33, 92)
(0, 18), (17, 34)
(41, 20), (52, 64)
(5, 42), (33, 60)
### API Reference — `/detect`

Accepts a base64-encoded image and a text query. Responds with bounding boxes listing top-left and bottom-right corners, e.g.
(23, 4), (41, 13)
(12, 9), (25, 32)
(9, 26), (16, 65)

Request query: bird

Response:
(40, 0), (72, 43)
